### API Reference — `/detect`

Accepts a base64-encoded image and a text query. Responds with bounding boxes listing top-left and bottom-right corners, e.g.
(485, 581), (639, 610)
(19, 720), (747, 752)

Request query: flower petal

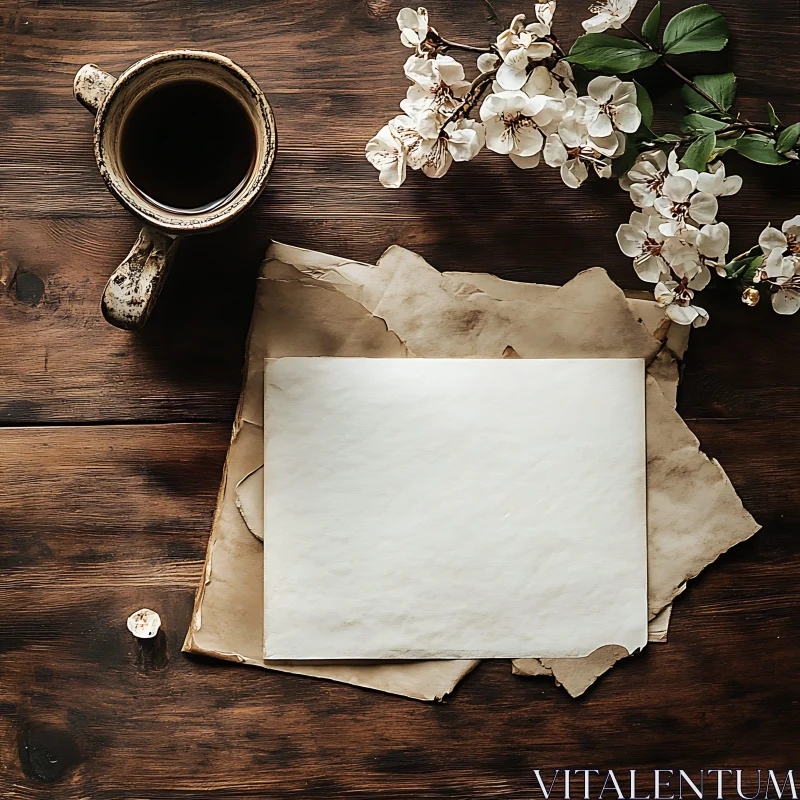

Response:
(477, 52), (500, 73)
(504, 47), (530, 69)
(616, 223), (646, 257)
(613, 102), (641, 133)
(654, 281), (676, 305)
(613, 81), (637, 106)
(397, 7), (420, 30)
(759, 226), (788, 254)
(435, 55), (466, 85)
(496, 62), (528, 91)
(587, 75), (620, 104)
(561, 158), (588, 188)
(630, 184), (657, 208)
(582, 12), (612, 33)
(523, 65), (552, 96)
(484, 117), (514, 154)
(447, 124), (485, 161)
(543, 133), (568, 166)
(666, 304), (699, 326)
(696, 169), (724, 196)
(509, 151), (541, 169)
(588, 113), (614, 138)
(526, 42), (554, 60)
(689, 192), (718, 225)
(772, 289), (800, 315)
(688, 264), (712, 291)
(514, 126), (544, 157)
(697, 222), (730, 258)
(782, 214), (800, 237)
(634, 254), (667, 283)
(663, 174), (693, 203)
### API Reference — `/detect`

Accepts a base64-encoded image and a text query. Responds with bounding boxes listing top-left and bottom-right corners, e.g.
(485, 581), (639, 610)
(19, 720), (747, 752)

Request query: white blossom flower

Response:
(582, 0), (637, 33)
(758, 215), (800, 273)
(620, 150), (668, 207)
(577, 76), (641, 137)
(400, 57), (469, 140)
(408, 118), (486, 178)
(654, 169), (718, 226)
(616, 209), (671, 282)
(480, 90), (548, 167)
(696, 221), (731, 260)
(403, 54), (467, 93)
(366, 119), (408, 188)
(543, 115), (620, 187)
(397, 7), (429, 50)
(696, 160), (743, 197)
(544, 132), (588, 187)
(495, 13), (554, 91)
(655, 281), (710, 327)
(520, 66), (574, 130)
(668, 246), (712, 290)
(755, 216), (800, 314)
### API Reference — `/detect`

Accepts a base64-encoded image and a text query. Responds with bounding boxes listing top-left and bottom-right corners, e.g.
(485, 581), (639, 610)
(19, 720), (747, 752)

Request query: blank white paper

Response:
(263, 357), (648, 660)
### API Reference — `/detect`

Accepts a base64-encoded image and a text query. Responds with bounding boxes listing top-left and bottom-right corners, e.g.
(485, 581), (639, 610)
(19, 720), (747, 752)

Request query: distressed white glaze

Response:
(74, 50), (277, 329)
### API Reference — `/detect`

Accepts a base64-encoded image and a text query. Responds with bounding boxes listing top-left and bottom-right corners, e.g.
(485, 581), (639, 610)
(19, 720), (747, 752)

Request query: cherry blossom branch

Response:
(545, 35), (567, 59)
(620, 23), (728, 118)
(430, 32), (494, 55)
(438, 69), (498, 135)
(662, 61), (728, 117)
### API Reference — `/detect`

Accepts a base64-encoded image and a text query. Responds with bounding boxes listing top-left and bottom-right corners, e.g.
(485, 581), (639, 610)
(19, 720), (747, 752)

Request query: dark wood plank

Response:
(0, 422), (797, 799)
(4, 212), (800, 424)
(1, 0), (800, 425)
(2, 0), (800, 796)
(2, 0), (800, 425)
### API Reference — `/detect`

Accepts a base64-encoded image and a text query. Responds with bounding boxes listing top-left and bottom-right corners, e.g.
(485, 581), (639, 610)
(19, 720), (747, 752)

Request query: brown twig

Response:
(620, 23), (729, 118)
(436, 34), (494, 55)
(439, 69), (498, 134)
(545, 34), (567, 59)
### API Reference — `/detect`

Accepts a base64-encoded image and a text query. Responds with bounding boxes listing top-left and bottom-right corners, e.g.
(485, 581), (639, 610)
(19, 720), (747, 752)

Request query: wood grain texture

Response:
(1, 0), (799, 796)
(0, 422), (798, 799)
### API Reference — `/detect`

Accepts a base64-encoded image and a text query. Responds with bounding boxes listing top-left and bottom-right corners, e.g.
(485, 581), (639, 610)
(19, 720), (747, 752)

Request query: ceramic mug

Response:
(74, 50), (277, 330)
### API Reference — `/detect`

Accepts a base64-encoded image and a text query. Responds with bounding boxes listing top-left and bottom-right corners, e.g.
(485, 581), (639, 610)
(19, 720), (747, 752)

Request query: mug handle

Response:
(100, 227), (180, 330)
(74, 64), (179, 330)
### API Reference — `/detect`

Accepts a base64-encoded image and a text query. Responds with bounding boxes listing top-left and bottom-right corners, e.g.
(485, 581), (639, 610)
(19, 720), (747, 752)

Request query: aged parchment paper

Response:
(263, 357), (648, 660)
(184, 242), (758, 699)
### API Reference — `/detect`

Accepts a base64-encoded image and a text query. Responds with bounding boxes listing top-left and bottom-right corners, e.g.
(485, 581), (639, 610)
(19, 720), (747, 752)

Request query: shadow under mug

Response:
(74, 50), (277, 330)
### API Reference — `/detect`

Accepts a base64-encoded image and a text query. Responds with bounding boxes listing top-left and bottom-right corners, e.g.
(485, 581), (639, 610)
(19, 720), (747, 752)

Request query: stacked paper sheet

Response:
(183, 242), (759, 701)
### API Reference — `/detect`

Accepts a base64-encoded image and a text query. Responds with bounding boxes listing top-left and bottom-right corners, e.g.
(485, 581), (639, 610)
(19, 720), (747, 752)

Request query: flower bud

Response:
(741, 287), (760, 307)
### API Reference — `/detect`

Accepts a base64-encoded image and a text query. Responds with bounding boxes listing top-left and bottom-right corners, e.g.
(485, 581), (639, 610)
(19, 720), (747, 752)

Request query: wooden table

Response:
(2, 1), (799, 796)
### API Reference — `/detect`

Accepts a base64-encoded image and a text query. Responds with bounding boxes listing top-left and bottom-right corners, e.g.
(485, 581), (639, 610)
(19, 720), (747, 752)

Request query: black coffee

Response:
(120, 79), (256, 213)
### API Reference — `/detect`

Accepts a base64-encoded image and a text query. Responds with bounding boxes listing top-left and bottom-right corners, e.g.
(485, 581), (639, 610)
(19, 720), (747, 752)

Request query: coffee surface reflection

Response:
(120, 79), (256, 214)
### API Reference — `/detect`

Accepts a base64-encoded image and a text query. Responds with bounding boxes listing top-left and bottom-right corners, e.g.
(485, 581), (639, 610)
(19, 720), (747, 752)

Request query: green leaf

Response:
(658, 134), (684, 142)
(768, 103), (782, 128)
(682, 113), (728, 134)
(566, 34), (661, 73)
(776, 122), (800, 153)
(724, 248), (763, 279)
(634, 81), (653, 129)
(711, 132), (744, 157)
(680, 73), (736, 114)
(734, 134), (791, 165)
(680, 132), (716, 171)
(641, 2), (662, 47)
(663, 4), (730, 54)
(741, 255), (764, 283)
